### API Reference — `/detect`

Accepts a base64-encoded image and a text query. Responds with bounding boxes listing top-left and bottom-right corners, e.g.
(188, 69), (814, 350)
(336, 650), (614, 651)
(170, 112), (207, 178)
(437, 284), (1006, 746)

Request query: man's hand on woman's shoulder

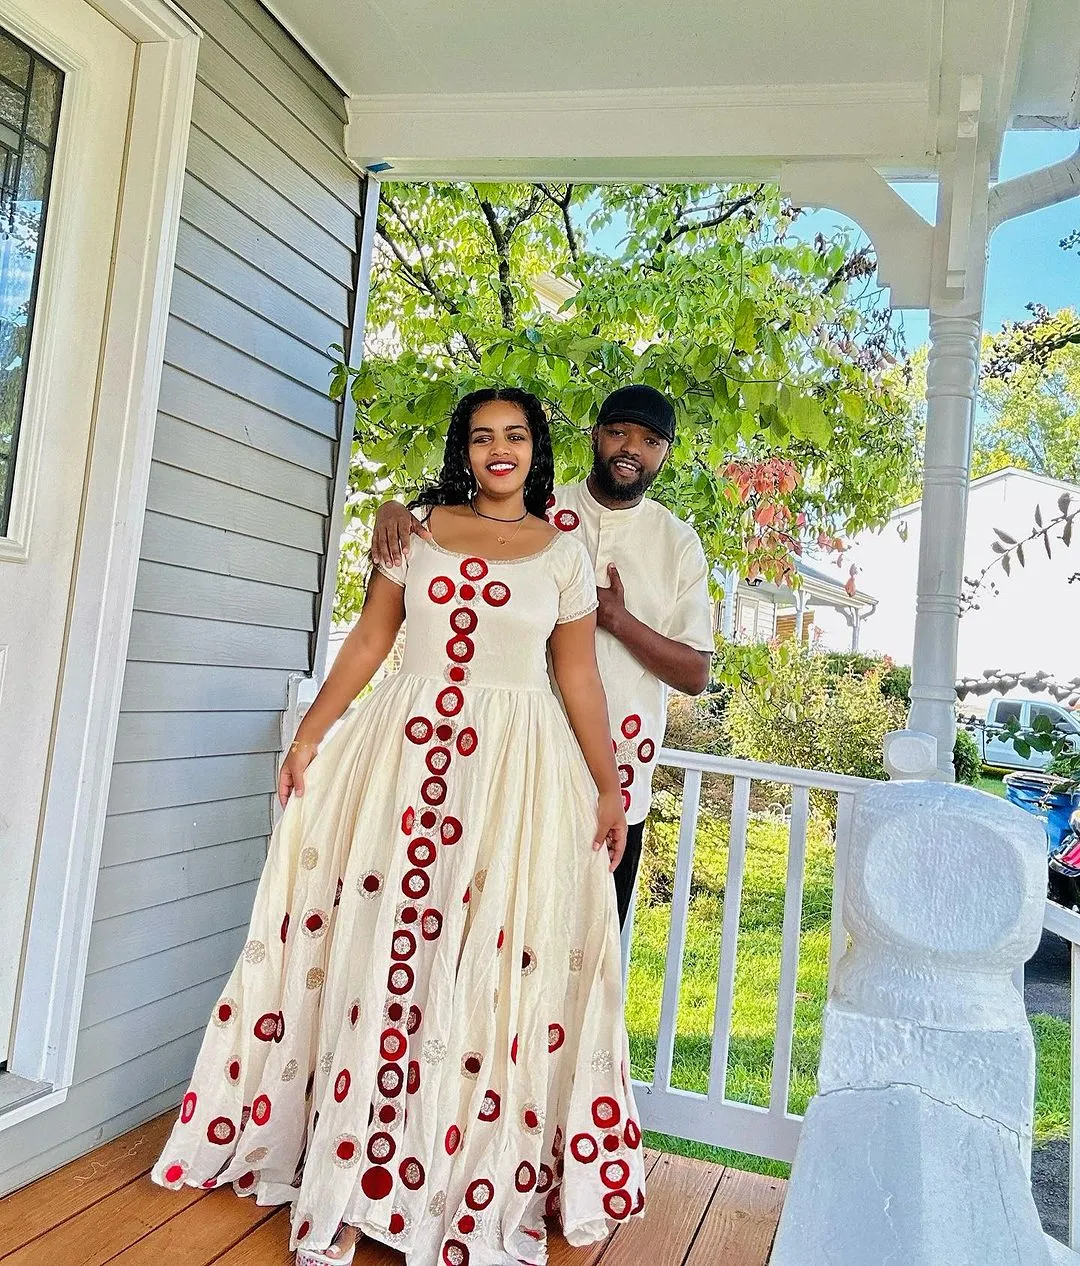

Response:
(371, 500), (432, 568)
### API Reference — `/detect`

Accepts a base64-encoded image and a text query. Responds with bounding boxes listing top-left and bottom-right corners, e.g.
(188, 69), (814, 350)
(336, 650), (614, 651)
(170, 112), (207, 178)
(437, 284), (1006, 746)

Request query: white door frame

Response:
(0, 0), (199, 1129)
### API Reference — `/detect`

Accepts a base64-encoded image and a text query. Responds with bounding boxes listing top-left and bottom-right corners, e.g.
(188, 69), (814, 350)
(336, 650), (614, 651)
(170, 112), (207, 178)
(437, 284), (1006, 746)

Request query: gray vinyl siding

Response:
(0, 0), (362, 1193)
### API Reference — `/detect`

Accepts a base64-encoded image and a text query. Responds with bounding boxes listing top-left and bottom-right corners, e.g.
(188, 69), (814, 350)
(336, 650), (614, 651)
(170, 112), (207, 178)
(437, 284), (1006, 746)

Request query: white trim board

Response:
(0, 0), (199, 1131)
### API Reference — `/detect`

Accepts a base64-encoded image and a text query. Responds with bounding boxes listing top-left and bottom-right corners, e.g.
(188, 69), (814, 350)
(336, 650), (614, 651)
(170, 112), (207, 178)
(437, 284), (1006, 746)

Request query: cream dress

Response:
(152, 529), (646, 1265)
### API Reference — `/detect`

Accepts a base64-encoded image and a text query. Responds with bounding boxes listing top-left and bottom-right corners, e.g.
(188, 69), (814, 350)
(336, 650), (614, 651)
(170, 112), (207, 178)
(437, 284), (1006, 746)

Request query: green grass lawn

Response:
(627, 802), (1068, 1177)
(976, 770), (1008, 797)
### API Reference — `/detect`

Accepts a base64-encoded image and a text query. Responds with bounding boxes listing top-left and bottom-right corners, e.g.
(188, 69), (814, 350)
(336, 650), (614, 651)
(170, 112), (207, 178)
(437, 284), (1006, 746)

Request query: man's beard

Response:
(590, 442), (659, 503)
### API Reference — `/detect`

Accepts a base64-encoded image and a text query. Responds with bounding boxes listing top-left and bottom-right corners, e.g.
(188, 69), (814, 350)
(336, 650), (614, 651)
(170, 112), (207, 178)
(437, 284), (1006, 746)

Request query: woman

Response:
(152, 388), (646, 1266)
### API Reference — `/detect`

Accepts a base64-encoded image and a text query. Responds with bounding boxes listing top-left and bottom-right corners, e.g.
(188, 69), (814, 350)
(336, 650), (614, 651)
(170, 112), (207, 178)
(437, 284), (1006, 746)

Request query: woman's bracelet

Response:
(289, 739), (319, 752)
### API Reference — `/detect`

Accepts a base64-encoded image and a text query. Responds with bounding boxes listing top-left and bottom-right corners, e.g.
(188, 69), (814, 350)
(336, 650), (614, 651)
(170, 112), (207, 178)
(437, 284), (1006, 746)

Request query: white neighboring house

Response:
(813, 468), (1080, 684)
(719, 559), (879, 650)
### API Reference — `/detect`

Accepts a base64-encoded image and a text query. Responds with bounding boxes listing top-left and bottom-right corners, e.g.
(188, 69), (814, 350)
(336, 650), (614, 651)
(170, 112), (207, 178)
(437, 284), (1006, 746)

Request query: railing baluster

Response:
(829, 791), (855, 989)
(652, 767), (702, 1095)
(771, 785), (809, 1116)
(708, 774), (751, 1103)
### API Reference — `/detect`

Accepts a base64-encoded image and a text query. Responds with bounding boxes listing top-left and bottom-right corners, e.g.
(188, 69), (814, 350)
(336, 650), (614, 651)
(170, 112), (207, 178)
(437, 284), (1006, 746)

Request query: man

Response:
(371, 383), (714, 927)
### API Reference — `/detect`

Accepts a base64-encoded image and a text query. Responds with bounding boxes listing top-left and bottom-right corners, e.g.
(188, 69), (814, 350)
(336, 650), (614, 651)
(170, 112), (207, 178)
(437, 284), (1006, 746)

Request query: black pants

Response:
(614, 821), (646, 929)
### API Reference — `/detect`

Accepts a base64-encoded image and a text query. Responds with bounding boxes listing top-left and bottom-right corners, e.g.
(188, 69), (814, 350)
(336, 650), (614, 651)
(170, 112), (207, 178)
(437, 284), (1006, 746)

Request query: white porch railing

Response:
(625, 747), (873, 1164)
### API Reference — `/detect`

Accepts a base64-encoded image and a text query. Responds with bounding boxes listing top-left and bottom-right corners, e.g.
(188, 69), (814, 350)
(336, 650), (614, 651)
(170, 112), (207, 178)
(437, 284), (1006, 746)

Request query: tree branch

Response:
(538, 183), (579, 262)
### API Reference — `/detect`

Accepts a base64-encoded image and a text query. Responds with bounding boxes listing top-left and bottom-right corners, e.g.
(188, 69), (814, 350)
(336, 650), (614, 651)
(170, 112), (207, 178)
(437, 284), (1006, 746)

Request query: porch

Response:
(0, 1111), (785, 1266)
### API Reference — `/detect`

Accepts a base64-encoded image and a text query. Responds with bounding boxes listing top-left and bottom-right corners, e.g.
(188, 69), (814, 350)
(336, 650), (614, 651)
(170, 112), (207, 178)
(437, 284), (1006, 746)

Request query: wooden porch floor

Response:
(0, 1113), (785, 1265)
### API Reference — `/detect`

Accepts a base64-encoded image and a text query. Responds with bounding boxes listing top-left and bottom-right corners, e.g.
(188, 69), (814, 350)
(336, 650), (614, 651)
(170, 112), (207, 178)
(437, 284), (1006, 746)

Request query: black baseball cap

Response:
(596, 384), (676, 444)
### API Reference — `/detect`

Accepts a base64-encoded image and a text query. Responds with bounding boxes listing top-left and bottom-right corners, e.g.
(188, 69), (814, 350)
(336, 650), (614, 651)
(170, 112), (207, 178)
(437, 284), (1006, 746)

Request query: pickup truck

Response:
(964, 697), (1080, 772)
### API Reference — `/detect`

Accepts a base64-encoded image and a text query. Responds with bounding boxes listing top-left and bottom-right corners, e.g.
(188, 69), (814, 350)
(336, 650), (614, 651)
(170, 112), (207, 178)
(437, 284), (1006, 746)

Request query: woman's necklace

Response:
(470, 500), (528, 546)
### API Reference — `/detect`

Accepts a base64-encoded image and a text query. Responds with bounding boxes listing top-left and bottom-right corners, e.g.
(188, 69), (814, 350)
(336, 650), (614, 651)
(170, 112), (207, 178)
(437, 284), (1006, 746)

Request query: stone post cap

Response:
(883, 729), (938, 779)
(845, 782), (1046, 966)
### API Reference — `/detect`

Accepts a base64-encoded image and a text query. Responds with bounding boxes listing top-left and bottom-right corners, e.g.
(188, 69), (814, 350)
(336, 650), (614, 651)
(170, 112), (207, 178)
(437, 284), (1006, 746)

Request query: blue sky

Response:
(800, 130), (1080, 351)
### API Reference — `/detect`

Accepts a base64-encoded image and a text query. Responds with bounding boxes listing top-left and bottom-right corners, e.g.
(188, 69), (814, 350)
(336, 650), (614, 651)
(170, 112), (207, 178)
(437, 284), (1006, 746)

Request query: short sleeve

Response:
(556, 538), (598, 625)
(374, 555), (408, 588)
(373, 505), (429, 589)
(665, 533), (715, 652)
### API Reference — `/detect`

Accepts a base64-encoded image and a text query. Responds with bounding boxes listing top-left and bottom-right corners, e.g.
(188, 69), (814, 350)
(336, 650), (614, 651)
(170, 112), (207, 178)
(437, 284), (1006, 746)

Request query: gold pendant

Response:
(497, 535), (507, 544)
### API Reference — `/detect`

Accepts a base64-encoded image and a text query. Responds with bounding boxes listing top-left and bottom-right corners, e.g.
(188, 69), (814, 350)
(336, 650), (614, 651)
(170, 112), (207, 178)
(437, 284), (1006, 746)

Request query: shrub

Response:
(952, 726), (981, 785)
(723, 646), (907, 811)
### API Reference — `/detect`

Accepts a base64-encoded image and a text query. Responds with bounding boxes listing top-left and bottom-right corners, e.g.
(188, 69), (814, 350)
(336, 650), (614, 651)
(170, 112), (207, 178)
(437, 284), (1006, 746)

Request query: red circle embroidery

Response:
(279, 915), (289, 945)
(633, 1187), (646, 1215)
(637, 738), (656, 763)
(349, 1002), (361, 1027)
(465, 1178), (494, 1209)
(387, 962), (415, 994)
(405, 716), (433, 744)
(436, 687), (464, 717)
(592, 1096), (621, 1129)
(254, 1012), (279, 1042)
(421, 776), (447, 806)
(227, 1059), (240, 1083)
(402, 868), (431, 900)
(297, 1220), (311, 1241)
(401, 807), (416, 835)
(548, 1022), (565, 1052)
(460, 557), (488, 581)
(362, 871), (383, 895)
(510, 1034), (519, 1064)
(456, 728), (478, 757)
(482, 581), (510, 607)
(207, 1116), (236, 1145)
(445, 1124), (461, 1155)
(180, 1092), (197, 1123)
(441, 816), (463, 845)
(571, 1133), (599, 1163)
(442, 1242), (469, 1266)
(537, 1164), (554, 1193)
(426, 746), (452, 775)
(389, 1212), (406, 1235)
(381, 1028), (407, 1060)
(624, 1119), (642, 1148)
(399, 1157), (425, 1190)
(435, 723), (453, 742)
(478, 1090), (501, 1122)
(407, 1004), (422, 1034)
(361, 1165), (393, 1200)
(621, 714), (642, 739)
(164, 1162), (185, 1184)
(251, 1095), (271, 1126)
(407, 1060), (420, 1094)
(448, 666), (466, 683)
(367, 1131), (396, 1164)
(428, 576), (455, 604)
(446, 635), (475, 664)
(554, 509), (580, 531)
(604, 1189), (632, 1220)
(451, 607), (478, 634)
(524, 1108), (540, 1130)
(421, 908), (443, 940)
(618, 764), (635, 788)
(335, 1136), (359, 1165)
(457, 1214), (475, 1234)
(515, 1161), (536, 1192)
(237, 1171), (256, 1190)
(379, 1104), (397, 1126)
(601, 1159), (631, 1190)
(378, 1063), (404, 1097)
(459, 583), (476, 601)
(303, 910), (326, 936)
(462, 1052), (482, 1077)
(622, 789), (632, 812)
(408, 838), (437, 868)
(334, 1070), (351, 1102)
(546, 1188), (561, 1218)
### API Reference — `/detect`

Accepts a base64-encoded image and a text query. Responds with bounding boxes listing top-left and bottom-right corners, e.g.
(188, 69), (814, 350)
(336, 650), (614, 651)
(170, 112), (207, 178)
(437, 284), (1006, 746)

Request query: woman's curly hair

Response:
(410, 388), (554, 520)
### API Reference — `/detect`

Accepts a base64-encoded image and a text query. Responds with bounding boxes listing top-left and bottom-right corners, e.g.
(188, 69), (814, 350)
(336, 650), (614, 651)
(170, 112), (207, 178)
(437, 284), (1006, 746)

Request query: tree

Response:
(976, 309), (1080, 484)
(332, 182), (918, 619)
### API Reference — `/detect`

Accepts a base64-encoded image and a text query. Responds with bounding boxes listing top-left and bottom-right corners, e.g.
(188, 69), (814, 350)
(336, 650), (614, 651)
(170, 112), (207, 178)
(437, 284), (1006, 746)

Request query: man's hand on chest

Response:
(595, 563), (631, 639)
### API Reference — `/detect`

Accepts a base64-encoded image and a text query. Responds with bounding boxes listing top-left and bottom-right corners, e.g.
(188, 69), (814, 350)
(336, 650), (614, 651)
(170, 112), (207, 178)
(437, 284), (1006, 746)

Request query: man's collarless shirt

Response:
(549, 480), (714, 825)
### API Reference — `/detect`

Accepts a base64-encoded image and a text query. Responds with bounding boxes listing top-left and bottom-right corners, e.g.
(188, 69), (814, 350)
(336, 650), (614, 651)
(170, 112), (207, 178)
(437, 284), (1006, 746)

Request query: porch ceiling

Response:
(265, 0), (1079, 182)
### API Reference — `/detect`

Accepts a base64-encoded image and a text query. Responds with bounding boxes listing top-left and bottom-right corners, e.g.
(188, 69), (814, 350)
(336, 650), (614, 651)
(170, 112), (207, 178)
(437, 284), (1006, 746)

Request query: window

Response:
(1030, 703), (1078, 734)
(0, 31), (62, 535)
(993, 701), (1022, 727)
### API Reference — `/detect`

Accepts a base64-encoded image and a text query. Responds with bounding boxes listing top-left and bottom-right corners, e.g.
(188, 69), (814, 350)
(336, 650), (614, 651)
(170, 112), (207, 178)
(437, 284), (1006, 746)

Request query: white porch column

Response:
(906, 313), (981, 778)
(905, 124), (990, 781)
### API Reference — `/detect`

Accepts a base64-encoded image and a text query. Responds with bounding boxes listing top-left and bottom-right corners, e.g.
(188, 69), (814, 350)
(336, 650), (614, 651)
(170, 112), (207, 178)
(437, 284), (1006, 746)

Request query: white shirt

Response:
(548, 480), (714, 824)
